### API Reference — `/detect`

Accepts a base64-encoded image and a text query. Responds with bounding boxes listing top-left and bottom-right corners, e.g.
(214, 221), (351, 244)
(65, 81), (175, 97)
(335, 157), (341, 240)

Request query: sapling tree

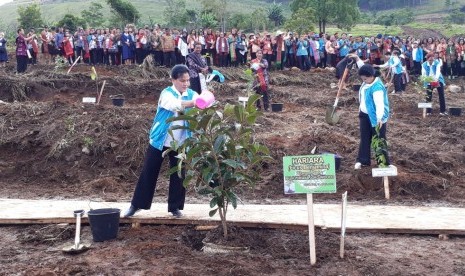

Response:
(167, 95), (271, 238)
(371, 126), (388, 168)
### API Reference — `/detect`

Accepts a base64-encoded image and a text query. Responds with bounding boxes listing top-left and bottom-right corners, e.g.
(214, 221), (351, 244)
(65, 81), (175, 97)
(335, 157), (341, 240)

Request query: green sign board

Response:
(283, 154), (337, 194)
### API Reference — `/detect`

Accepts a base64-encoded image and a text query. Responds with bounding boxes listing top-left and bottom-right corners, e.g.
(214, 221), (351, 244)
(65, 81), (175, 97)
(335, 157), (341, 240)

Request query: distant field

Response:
(0, 0), (277, 27)
(325, 24), (403, 37)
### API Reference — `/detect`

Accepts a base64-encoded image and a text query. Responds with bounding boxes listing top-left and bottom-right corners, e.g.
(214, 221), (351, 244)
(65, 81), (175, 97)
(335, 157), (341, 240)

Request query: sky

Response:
(0, 0), (14, 7)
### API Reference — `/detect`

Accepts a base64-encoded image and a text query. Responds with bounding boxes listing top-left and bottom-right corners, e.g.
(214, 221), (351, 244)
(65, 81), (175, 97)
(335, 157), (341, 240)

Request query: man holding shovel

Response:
(354, 64), (390, 170)
(335, 49), (365, 91)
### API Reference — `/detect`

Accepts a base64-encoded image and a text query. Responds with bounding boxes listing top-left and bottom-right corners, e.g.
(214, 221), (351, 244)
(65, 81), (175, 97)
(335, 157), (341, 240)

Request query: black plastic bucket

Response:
(271, 103), (283, 112)
(449, 107), (462, 116)
(88, 208), (121, 242)
(111, 98), (125, 107)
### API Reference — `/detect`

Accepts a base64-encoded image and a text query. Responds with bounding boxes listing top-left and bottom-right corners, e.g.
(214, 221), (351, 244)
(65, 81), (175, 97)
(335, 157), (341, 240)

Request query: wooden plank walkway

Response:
(1, 199), (464, 235)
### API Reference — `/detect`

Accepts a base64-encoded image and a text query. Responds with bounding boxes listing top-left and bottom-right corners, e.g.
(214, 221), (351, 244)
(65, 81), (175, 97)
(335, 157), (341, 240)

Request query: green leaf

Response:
(222, 159), (246, 169)
(198, 187), (213, 195)
(228, 191), (238, 209)
(213, 135), (226, 153)
(209, 197), (218, 208)
(209, 209), (218, 217)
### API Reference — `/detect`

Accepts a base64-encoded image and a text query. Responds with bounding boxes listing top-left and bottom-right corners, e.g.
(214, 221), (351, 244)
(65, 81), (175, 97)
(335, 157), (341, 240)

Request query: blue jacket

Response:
(360, 78), (390, 127)
(338, 39), (350, 57)
(413, 47), (423, 62)
(389, 56), (404, 74)
(422, 60), (445, 87)
(149, 87), (196, 150)
(296, 40), (308, 56)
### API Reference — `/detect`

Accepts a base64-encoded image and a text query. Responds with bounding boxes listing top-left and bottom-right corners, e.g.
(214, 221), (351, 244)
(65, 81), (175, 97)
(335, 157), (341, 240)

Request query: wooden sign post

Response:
(372, 165), (398, 199)
(238, 96), (249, 107)
(340, 191), (348, 258)
(283, 154), (337, 265)
(418, 102), (432, 118)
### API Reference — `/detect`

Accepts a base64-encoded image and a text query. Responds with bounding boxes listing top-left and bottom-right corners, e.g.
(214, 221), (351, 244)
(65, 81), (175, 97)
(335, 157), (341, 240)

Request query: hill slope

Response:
(0, 0), (283, 27)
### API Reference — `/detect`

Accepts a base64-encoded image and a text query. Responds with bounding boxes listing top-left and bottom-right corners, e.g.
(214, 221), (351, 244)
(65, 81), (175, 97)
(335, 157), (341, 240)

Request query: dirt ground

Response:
(1, 57), (465, 275)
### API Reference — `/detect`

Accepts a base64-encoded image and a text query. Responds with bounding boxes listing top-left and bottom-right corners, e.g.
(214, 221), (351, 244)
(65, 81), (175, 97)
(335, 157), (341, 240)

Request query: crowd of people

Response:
(1, 24), (464, 75)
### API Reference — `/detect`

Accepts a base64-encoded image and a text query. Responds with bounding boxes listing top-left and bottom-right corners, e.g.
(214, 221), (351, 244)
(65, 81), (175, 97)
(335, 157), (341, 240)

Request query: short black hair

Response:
(170, 65), (189, 80)
(349, 49), (357, 54)
(358, 64), (376, 77)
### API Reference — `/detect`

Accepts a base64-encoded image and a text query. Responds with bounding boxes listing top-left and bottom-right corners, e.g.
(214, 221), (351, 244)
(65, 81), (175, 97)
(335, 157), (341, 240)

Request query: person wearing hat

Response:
(411, 40), (423, 76)
(422, 52), (448, 116)
(354, 64), (390, 170)
(124, 64), (199, 218)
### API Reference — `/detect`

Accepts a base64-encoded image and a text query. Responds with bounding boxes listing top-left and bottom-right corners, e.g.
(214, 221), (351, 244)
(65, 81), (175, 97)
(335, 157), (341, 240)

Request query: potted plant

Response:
(167, 95), (271, 239)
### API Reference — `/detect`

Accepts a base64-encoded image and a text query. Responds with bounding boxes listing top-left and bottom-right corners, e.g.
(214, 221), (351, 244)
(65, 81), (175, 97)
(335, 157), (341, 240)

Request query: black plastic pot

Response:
(322, 153), (342, 171)
(111, 98), (125, 107)
(449, 107), (462, 116)
(88, 208), (121, 242)
(271, 103), (283, 112)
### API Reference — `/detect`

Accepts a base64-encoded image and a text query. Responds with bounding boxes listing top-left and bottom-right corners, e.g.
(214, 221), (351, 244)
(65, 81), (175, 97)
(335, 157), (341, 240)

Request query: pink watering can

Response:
(195, 90), (215, 109)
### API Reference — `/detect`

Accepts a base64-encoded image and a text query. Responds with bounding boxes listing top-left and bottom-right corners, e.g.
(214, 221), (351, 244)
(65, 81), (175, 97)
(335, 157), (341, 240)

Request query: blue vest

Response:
(389, 56), (403, 74)
(360, 78), (390, 127)
(422, 60), (445, 87)
(149, 87), (196, 150)
(414, 47), (423, 62)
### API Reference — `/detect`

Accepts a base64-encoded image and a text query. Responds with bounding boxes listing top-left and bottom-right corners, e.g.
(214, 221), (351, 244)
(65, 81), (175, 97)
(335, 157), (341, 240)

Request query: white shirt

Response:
(412, 48), (418, 61)
(161, 86), (198, 147)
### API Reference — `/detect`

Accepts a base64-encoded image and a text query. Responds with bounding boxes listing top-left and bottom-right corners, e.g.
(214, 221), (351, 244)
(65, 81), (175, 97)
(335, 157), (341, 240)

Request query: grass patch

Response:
(325, 24), (403, 37)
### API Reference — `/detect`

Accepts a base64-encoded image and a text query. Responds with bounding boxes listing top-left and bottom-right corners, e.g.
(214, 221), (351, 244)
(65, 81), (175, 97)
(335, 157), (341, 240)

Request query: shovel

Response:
(325, 60), (353, 125)
(63, 210), (91, 254)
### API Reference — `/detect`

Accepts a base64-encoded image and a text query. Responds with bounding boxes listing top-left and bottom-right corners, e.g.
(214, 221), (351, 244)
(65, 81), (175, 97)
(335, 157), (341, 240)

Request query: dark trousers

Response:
(190, 76), (201, 94)
(297, 55), (310, 71)
(426, 84), (446, 113)
(17, 55), (28, 73)
(163, 51), (176, 67)
(393, 73), (403, 92)
(255, 89), (269, 111)
(357, 112), (390, 166)
(219, 52), (228, 67)
(131, 145), (186, 212)
(413, 61), (421, 76)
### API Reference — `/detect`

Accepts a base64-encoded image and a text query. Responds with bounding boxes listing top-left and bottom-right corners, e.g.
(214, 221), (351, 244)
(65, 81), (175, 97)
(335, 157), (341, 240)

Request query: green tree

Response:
(447, 10), (465, 24)
(228, 13), (251, 31)
(284, 7), (316, 36)
(289, 0), (359, 33)
(56, 14), (87, 32)
(200, 0), (227, 31)
(168, 95), (271, 238)
(200, 12), (218, 29)
(164, 0), (188, 27)
(268, 1), (285, 27)
(17, 3), (44, 31)
(289, 0), (311, 13)
(106, 0), (141, 25)
(81, 2), (106, 28)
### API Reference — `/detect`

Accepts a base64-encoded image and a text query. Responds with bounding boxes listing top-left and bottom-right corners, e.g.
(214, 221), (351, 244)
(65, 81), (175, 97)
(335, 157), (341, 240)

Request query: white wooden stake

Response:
(340, 191), (348, 258)
(383, 176), (390, 199)
(96, 80), (107, 105)
(307, 193), (316, 265)
(423, 108), (426, 118)
(67, 56), (81, 74)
